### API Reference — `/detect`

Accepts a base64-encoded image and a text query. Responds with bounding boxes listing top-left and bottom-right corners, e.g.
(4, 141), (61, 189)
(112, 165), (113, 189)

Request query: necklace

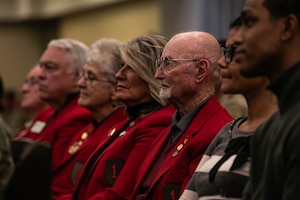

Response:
(227, 117), (243, 141)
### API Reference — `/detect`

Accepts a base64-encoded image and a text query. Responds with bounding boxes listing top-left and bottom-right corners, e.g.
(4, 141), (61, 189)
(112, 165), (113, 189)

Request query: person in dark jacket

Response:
(233, 0), (300, 199)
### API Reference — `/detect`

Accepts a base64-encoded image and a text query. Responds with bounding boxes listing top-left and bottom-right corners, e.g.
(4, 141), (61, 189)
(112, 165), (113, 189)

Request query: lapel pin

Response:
(108, 128), (116, 137)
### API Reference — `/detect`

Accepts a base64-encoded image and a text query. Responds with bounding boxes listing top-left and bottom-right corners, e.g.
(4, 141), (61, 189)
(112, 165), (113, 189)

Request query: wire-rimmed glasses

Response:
(77, 71), (109, 84)
(155, 57), (199, 71)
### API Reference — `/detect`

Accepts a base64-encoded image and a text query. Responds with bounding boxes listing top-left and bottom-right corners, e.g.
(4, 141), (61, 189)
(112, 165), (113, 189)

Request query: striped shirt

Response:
(180, 117), (252, 200)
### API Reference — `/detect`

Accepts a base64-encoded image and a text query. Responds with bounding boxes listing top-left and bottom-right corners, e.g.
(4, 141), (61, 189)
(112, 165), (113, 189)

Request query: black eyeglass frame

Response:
(221, 45), (237, 64)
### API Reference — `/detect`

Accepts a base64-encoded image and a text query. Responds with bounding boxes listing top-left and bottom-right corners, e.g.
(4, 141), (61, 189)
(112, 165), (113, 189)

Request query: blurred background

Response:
(0, 0), (245, 92)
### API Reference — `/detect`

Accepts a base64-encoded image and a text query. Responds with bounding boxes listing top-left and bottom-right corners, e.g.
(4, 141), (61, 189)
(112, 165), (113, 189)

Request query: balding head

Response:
(164, 31), (221, 81)
(155, 31), (222, 115)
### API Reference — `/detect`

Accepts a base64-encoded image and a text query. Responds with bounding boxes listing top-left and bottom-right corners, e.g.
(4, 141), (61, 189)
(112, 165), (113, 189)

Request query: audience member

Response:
(51, 38), (127, 200)
(20, 65), (49, 120)
(0, 75), (14, 200)
(179, 16), (278, 200)
(130, 31), (233, 200)
(14, 65), (49, 138)
(72, 34), (175, 200)
(232, 0), (300, 199)
(0, 76), (13, 137)
(15, 38), (93, 170)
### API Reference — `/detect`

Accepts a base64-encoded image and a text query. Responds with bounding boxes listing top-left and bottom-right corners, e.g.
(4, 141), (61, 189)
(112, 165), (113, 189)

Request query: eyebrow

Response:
(241, 11), (247, 19)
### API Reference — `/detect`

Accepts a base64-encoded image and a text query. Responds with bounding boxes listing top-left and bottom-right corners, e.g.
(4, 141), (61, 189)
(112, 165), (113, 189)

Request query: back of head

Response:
(48, 38), (89, 72)
(263, 0), (300, 27)
(0, 75), (4, 112)
(120, 34), (168, 106)
(86, 38), (124, 85)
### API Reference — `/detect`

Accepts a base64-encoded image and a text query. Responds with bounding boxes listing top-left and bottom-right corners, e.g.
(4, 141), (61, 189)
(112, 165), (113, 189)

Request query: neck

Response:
(172, 93), (213, 116)
(91, 104), (119, 123)
(239, 89), (278, 132)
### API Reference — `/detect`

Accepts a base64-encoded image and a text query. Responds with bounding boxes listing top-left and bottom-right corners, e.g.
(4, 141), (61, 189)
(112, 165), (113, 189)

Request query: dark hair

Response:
(263, 0), (300, 27)
(0, 75), (4, 112)
(229, 16), (242, 29)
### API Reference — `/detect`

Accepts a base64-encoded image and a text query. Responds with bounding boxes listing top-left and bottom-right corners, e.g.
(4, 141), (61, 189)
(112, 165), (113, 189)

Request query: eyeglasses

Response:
(221, 45), (237, 64)
(155, 57), (199, 71)
(77, 72), (109, 84)
(23, 78), (39, 87)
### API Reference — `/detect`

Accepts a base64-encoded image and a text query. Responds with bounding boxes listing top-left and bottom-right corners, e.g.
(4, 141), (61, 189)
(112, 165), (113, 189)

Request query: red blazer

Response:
(51, 107), (127, 200)
(130, 96), (233, 200)
(73, 105), (175, 200)
(14, 107), (54, 139)
(15, 95), (93, 170)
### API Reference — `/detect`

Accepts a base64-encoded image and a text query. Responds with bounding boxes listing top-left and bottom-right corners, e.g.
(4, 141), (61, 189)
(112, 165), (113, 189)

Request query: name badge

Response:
(30, 121), (46, 134)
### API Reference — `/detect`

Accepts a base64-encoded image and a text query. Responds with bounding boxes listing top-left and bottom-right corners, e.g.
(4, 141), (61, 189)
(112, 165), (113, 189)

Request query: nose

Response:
(21, 82), (29, 93)
(233, 27), (244, 46)
(115, 66), (126, 80)
(218, 56), (227, 69)
(154, 66), (165, 79)
(77, 75), (86, 87)
(38, 66), (46, 80)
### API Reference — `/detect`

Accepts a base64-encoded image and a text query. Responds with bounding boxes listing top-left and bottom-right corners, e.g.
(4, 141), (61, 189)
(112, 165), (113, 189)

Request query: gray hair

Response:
(48, 38), (89, 73)
(86, 38), (124, 85)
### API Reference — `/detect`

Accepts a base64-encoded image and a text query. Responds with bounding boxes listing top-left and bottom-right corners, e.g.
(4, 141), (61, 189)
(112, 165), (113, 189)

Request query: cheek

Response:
(132, 82), (149, 98)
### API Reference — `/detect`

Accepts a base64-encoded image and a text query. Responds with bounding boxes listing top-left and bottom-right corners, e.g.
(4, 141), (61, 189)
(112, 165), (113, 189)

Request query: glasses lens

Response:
(225, 48), (231, 63)
(156, 58), (163, 70)
(223, 45), (236, 64)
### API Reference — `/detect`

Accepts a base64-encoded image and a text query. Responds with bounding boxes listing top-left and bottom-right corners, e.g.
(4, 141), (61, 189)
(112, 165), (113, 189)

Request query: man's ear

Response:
(196, 59), (209, 83)
(281, 14), (298, 42)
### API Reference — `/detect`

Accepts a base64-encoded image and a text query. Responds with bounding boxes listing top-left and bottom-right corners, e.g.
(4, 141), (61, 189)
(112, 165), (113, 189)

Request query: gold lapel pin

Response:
(108, 128), (116, 137)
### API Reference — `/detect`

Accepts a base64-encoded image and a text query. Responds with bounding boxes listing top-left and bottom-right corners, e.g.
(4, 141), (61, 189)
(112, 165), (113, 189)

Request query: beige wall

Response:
(58, 0), (161, 45)
(0, 23), (52, 90)
(1, 0), (160, 91)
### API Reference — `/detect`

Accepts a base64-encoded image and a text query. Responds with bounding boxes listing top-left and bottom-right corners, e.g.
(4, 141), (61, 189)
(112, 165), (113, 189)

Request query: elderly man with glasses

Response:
(130, 31), (233, 200)
(14, 39), (93, 171)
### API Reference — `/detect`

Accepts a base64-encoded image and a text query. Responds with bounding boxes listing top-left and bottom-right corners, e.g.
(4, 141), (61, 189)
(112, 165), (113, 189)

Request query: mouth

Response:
(220, 69), (232, 79)
(160, 82), (169, 88)
(220, 73), (232, 79)
(116, 84), (127, 91)
(79, 92), (89, 97)
(234, 47), (245, 62)
(39, 85), (47, 92)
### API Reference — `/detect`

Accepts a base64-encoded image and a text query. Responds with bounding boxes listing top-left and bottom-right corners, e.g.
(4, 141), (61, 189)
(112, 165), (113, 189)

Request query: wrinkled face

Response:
(21, 67), (47, 111)
(38, 46), (78, 105)
(154, 40), (199, 102)
(115, 64), (151, 107)
(219, 28), (267, 95)
(234, 0), (283, 78)
(77, 64), (115, 110)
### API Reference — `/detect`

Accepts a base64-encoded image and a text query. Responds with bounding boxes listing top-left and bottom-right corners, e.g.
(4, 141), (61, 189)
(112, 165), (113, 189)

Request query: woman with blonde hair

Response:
(72, 34), (175, 200)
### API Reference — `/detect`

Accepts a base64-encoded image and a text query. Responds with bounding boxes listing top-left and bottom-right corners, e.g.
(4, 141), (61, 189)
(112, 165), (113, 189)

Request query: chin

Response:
(159, 89), (171, 100)
(78, 100), (88, 107)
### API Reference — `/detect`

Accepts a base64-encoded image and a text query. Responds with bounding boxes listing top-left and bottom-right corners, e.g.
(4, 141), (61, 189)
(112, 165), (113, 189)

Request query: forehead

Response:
(243, 0), (268, 16)
(83, 64), (103, 73)
(40, 46), (71, 64)
(27, 67), (42, 78)
(162, 37), (193, 57)
(226, 28), (239, 46)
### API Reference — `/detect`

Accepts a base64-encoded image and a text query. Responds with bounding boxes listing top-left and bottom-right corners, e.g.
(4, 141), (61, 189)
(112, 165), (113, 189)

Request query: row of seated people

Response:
(5, 16), (277, 200)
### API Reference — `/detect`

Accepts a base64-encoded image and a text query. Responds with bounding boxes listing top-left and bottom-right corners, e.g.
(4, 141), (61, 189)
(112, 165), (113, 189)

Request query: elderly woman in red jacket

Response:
(72, 34), (175, 200)
(51, 38), (128, 200)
